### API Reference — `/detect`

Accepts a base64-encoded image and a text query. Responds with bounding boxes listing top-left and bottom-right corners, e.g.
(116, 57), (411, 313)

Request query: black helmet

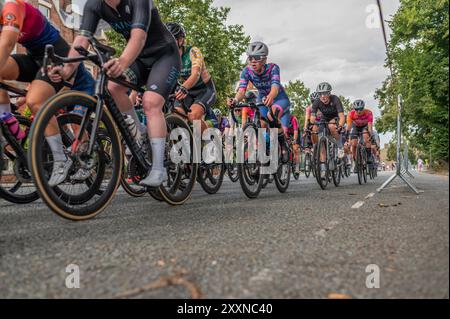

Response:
(309, 92), (319, 101)
(166, 22), (186, 39)
(352, 99), (365, 110)
(316, 82), (332, 93)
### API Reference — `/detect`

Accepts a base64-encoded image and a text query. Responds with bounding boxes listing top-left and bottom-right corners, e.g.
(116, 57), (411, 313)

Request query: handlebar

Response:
(41, 37), (138, 91)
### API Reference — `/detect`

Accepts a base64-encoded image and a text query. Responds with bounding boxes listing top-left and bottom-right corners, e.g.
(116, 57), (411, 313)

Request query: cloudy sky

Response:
(214, 0), (400, 145)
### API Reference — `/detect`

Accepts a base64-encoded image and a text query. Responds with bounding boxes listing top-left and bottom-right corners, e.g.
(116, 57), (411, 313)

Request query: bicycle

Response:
(225, 110), (245, 183)
(0, 81), (115, 206)
(353, 131), (369, 185)
(229, 102), (264, 198)
(0, 83), (38, 204)
(301, 128), (314, 179)
(28, 38), (197, 220)
(313, 119), (343, 190)
(230, 102), (290, 197)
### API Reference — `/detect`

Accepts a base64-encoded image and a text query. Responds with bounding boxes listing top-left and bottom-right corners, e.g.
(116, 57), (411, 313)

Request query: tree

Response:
(284, 80), (310, 125)
(375, 0), (449, 167)
(106, 0), (250, 109)
(338, 95), (353, 113)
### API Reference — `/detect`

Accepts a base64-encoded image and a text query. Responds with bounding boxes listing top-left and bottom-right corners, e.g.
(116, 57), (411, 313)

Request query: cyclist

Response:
(287, 114), (300, 172)
(50, 0), (181, 188)
(0, 0), (95, 186)
(241, 90), (258, 127)
(166, 22), (217, 132)
(213, 108), (230, 135)
(346, 99), (374, 172)
(310, 82), (345, 177)
(227, 41), (291, 160)
(371, 129), (381, 164)
(304, 91), (321, 146)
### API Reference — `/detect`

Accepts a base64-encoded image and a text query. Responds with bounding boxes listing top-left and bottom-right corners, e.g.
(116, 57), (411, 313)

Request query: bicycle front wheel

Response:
(28, 91), (123, 221)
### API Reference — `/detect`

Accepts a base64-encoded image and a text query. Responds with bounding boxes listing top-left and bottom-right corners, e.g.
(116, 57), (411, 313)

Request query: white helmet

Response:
(246, 41), (269, 56)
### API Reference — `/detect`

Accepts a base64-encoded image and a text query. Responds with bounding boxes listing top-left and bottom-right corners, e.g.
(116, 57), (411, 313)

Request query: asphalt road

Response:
(0, 171), (448, 299)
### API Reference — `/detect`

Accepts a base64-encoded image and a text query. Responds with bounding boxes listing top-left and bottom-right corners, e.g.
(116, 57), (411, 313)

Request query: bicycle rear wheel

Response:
(0, 115), (39, 204)
(198, 163), (225, 194)
(304, 152), (311, 178)
(156, 114), (197, 205)
(227, 163), (239, 182)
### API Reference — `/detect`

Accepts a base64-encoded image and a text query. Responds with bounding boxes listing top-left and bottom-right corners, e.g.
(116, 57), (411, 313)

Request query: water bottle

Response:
(123, 114), (138, 139)
(0, 112), (25, 140)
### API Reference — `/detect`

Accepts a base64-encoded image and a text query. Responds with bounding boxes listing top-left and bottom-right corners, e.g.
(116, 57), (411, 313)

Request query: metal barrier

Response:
(377, 95), (420, 194)
(400, 143), (415, 179)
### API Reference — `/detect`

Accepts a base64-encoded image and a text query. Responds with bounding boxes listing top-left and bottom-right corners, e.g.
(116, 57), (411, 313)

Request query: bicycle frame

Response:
(43, 39), (150, 173)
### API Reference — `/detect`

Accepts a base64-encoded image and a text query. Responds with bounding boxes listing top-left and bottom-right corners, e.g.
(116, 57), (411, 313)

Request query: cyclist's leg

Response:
(0, 56), (30, 113)
(328, 119), (342, 147)
(259, 104), (269, 128)
(140, 48), (180, 187)
(363, 126), (372, 162)
(349, 124), (359, 161)
(109, 61), (148, 137)
(274, 100), (290, 161)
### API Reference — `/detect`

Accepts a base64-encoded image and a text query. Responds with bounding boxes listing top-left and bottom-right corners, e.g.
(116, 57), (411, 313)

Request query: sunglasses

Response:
(318, 92), (331, 97)
(248, 55), (265, 62)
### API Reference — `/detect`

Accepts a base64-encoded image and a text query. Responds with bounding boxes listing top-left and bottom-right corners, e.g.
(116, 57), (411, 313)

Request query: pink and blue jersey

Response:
(238, 63), (292, 128)
(238, 63), (289, 101)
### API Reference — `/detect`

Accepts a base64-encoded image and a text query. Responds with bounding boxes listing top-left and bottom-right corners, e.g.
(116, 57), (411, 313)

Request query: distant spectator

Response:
(417, 158), (424, 172)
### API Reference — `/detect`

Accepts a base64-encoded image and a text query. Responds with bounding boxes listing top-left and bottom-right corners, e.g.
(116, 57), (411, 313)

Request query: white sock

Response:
(0, 104), (11, 114)
(123, 109), (146, 135)
(46, 134), (67, 162)
(150, 138), (165, 172)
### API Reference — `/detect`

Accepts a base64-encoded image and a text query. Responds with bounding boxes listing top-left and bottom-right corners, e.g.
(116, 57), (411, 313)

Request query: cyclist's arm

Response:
(119, 0), (151, 69)
(0, 1), (23, 67)
(120, 29), (147, 70)
(268, 64), (282, 100)
(234, 89), (246, 103)
(367, 111), (374, 134)
(62, 0), (101, 78)
(338, 112), (345, 128)
(310, 101), (319, 126)
(0, 29), (18, 68)
(235, 69), (249, 102)
(334, 97), (345, 127)
(304, 107), (311, 130)
(182, 47), (203, 90)
(346, 112), (353, 132)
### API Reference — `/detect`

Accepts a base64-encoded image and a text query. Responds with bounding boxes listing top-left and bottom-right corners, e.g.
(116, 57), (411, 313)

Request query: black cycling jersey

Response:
(80, 0), (175, 61)
(311, 94), (344, 120)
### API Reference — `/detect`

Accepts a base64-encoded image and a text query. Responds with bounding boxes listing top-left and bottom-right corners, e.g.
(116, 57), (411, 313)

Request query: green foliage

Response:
(338, 95), (353, 113)
(284, 80), (310, 125)
(375, 0), (449, 167)
(106, 0), (250, 109)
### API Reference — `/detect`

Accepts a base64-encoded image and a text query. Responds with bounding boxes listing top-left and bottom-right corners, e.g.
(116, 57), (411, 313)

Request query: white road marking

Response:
(352, 201), (365, 209)
(365, 193), (375, 199)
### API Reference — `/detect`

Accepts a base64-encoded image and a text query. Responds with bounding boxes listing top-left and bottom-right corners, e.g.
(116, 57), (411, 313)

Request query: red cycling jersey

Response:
(347, 109), (373, 127)
(0, 0), (59, 48)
